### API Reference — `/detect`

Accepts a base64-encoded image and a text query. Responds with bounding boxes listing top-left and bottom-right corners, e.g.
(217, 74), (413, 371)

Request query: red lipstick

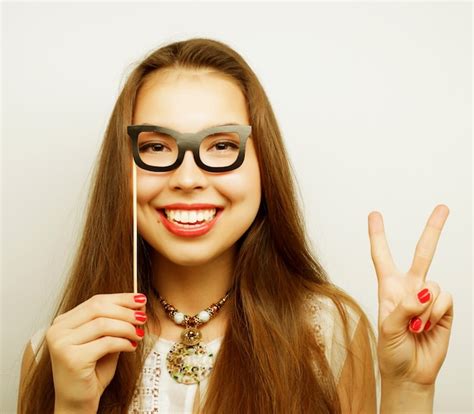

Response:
(156, 208), (223, 237)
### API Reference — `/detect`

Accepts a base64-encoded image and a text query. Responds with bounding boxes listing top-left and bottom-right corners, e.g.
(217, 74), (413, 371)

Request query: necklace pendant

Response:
(181, 327), (202, 346)
(166, 340), (215, 384)
(152, 288), (232, 385)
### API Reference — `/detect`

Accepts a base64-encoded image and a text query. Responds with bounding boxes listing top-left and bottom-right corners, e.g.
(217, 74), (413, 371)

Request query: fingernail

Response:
(136, 327), (145, 337)
(134, 294), (147, 303)
(130, 340), (137, 347)
(417, 288), (431, 304)
(424, 320), (431, 331)
(410, 317), (422, 331)
(135, 311), (147, 322)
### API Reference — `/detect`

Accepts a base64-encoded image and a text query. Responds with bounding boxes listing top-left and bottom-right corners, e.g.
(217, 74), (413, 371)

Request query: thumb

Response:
(96, 351), (122, 390)
(381, 287), (432, 337)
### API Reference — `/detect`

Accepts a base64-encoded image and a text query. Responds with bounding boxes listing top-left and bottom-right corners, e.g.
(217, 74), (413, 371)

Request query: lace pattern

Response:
(128, 343), (161, 413)
(303, 291), (327, 354)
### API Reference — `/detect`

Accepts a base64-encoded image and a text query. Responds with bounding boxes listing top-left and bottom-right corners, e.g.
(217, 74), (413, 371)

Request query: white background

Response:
(1, 1), (472, 413)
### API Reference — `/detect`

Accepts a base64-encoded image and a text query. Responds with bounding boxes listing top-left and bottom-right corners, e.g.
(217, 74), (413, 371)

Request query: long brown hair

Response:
(20, 37), (377, 413)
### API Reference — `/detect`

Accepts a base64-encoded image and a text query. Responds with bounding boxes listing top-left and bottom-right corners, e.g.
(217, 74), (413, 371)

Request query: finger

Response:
(407, 281), (441, 333)
(422, 291), (454, 332)
(368, 211), (397, 279)
(68, 318), (145, 346)
(52, 293), (148, 330)
(81, 336), (140, 363)
(380, 284), (434, 337)
(408, 204), (449, 281)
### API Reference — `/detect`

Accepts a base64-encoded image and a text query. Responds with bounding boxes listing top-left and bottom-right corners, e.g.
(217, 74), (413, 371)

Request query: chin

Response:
(163, 248), (220, 267)
(171, 257), (212, 267)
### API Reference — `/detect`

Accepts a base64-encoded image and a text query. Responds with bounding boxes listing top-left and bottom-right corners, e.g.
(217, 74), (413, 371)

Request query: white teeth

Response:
(164, 208), (217, 224)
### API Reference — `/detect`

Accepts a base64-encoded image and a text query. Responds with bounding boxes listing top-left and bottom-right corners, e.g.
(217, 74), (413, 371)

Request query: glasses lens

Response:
(137, 131), (178, 168)
(199, 131), (241, 168)
(136, 130), (241, 169)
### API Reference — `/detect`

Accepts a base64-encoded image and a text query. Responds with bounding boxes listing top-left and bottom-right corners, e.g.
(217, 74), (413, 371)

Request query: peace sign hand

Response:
(368, 204), (454, 386)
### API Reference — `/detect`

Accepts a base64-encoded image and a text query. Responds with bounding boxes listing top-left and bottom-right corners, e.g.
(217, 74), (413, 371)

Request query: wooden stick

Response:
(133, 160), (138, 294)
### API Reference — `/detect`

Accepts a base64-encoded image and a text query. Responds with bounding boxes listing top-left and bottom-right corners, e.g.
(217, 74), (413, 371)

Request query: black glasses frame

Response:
(127, 124), (252, 172)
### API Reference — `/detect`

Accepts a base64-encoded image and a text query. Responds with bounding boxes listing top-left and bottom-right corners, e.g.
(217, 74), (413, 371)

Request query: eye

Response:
(211, 141), (240, 151)
(138, 131), (176, 153)
(139, 142), (172, 152)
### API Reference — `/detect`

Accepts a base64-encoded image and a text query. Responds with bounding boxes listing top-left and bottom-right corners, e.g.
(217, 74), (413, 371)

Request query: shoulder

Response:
(18, 327), (48, 412)
(303, 291), (365, 378)
(304, 291), (362, 339)
(29, 326), (48, 364)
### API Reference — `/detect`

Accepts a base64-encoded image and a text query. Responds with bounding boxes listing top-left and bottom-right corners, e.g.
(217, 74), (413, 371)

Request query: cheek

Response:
(216, 168), (261, 207)
(134, 172), (167, 204)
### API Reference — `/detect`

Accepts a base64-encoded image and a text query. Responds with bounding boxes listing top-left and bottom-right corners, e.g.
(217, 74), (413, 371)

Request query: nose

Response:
(167, 150), (208, 191)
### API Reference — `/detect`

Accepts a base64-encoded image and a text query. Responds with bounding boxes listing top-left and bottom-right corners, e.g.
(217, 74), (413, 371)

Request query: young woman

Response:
(18, 38), (453, 413)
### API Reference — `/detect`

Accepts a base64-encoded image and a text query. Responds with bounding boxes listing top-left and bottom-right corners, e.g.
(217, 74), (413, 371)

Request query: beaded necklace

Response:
(151, 285), (231, 384)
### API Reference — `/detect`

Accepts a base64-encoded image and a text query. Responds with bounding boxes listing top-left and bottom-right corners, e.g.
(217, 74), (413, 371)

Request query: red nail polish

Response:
(135, 311), (147, 322)
(136, 327), (145, 337)
(424, 320), (431, 331)
(417, 288), (430, 304)
(410, 317), (422, 331)
(134, 294), (147, 303)
(130, 340), (137, 347)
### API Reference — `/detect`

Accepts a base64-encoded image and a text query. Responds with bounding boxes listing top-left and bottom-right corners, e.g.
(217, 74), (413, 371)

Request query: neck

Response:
(150, 247), (236, 317)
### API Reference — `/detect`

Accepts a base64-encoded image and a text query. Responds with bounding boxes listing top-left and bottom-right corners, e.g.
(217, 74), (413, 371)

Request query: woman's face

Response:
(131, 68), (261, 266)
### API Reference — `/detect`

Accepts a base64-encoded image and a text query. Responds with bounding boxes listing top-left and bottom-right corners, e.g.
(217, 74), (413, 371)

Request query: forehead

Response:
(133, 69), (249, 131)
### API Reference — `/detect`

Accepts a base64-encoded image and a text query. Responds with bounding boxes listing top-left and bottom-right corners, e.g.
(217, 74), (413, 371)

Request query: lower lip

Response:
(157, 209), (223, 237)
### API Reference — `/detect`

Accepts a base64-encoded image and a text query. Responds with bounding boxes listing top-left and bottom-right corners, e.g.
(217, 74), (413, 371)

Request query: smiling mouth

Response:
(156, 207), (224, 237)
(159, 208), (222, 226)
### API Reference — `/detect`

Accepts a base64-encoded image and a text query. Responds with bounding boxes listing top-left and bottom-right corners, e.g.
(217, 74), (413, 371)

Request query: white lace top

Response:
(29, 293), (376, 413)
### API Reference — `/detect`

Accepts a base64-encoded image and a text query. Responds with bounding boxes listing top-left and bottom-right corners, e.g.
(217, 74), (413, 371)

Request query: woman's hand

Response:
(368, 204), (454, 387)
(46, 293), (148, 412)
